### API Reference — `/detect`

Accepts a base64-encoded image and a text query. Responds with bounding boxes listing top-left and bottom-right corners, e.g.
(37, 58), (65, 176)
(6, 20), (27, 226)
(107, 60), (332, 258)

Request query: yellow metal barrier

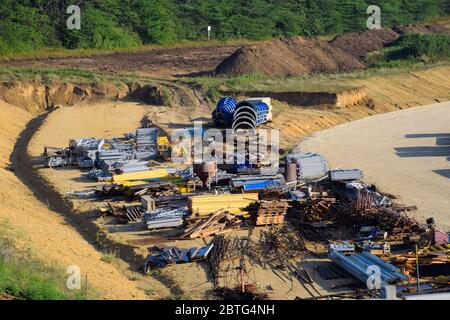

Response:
(189, 193), (258, 217)
(112, 169), (169, 183)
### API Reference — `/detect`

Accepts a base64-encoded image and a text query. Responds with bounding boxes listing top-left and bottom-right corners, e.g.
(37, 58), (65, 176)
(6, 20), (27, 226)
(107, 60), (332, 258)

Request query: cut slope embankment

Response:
(0, 100), (149, 299)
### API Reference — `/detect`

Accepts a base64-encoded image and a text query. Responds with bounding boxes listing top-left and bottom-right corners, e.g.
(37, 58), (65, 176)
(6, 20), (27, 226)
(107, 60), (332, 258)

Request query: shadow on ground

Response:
(394, 133), (450, 179)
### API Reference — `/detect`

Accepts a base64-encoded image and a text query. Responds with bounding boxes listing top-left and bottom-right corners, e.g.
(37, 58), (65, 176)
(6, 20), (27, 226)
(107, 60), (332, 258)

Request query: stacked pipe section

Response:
(211, 97), (272, 130)
(232, 98), (272, 132)
(212, 97), (238, 128)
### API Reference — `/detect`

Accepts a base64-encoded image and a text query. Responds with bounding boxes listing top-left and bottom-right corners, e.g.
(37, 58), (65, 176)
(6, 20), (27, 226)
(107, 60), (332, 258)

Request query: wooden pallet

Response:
(256, 216), (285, 226)
(253, 200), (289, 226)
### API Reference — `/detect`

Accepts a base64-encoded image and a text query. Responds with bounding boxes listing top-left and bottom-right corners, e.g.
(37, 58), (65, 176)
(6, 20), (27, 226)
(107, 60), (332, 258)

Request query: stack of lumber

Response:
(181, 210), (242, 239)
(252, 200), (289, 226)
(189, 193), (259, 217)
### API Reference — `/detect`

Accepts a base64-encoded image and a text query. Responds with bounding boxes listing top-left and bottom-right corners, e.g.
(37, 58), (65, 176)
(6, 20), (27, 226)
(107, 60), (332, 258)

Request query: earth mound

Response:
(215, 36), (365, 76)
(329, 28), (400, 59)
(215, 24), (450, 77)
(393, 24), (450, 35)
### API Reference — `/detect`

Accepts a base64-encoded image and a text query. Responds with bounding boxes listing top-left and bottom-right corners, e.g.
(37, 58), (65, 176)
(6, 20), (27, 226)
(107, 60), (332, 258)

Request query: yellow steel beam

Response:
(112, 169), (169, 183)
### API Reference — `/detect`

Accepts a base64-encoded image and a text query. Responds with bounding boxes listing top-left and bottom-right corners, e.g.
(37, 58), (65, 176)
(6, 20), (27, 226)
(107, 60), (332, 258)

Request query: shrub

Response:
(387, 35), (450, 61)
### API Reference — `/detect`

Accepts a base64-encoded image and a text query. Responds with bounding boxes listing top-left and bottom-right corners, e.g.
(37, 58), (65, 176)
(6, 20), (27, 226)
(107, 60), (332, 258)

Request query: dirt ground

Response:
(2, 44), (241, 77)
(29, 102), (151, 158)
(25, 66), (450, 298)
(2, 23), (449, 81)
(0, 100), (154, 300)
(215, 36), (365, 76)
(296, 102), (450, 230)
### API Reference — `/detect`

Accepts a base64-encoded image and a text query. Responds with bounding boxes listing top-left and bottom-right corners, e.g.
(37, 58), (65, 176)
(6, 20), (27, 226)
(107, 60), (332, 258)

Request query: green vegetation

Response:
(0, 223), (91, 300)
(0, 0), (448, 54)
(389, 34), (450, 60)
(100, 255), (116, 264)
(100, 251), (118, 264)
(369, 34), (450, 67)
(186, 61), (450, 95)
(0, 65), (160, 85)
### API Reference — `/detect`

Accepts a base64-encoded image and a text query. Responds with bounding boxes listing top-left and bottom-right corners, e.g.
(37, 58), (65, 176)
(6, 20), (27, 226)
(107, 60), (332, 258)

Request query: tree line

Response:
(0, 0), (448, 54)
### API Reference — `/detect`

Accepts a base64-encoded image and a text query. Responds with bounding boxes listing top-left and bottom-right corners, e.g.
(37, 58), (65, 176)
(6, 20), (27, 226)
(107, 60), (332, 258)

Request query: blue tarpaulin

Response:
(242, 180), (281, 191)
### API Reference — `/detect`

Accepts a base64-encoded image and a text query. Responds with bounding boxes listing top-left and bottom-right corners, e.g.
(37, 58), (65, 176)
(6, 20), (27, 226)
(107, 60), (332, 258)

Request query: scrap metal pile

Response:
(181, 210), (242, 239)
(143, 244), (213, 272)
(208, 228), (322, 297)
(289, 180), (426, 242)
(43, 127), (163, 174)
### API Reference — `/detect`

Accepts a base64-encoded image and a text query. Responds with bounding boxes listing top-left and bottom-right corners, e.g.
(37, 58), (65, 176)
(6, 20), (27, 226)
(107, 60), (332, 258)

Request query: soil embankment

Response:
(215, 36), (365, 76)
(228, 87), (368, 107)
(0, 79), (205, 299)
(0, 80), (167, 112)
(0, 99), (149, 299)
(329, 28), (399, 59)
(216, 24), (450, 77)
(263, 66), (450, 148)
(393, 24), (450, 35)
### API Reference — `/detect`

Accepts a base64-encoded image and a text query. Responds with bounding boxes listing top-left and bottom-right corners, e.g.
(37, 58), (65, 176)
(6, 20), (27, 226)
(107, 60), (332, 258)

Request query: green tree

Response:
(0, 1), (55, 54)
(137, 0), (177, 43)
(0, 0), (448, 53)
(61, 6), (140, 49)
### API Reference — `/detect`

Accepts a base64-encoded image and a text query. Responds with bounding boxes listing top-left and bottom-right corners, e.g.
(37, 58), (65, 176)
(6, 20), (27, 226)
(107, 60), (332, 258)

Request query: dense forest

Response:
(0, 0), (449, 54)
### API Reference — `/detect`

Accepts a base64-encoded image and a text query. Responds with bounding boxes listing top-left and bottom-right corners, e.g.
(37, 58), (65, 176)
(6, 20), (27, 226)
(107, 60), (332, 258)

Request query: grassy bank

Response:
(0, 65), (164, 85)
(184, 60), (450, 101)
(0, 221), (93, 300)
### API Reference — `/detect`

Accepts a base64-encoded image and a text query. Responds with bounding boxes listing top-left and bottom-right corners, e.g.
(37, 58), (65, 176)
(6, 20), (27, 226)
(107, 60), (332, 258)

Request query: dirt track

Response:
(2, 44), (241, 77)
(296, 102), (450, 229)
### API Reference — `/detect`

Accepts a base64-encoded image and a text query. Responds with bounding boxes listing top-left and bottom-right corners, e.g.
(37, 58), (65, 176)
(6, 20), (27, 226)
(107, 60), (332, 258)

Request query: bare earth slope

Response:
(329, 28), (400, 59)
(0, 101), (148, 299)
(268, 66), (450, 149)
(295, 102), (450, 229)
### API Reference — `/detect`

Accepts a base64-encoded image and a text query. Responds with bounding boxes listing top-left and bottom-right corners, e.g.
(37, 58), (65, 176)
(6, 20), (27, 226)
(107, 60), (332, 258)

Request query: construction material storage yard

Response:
(10, 89), (448, 300)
